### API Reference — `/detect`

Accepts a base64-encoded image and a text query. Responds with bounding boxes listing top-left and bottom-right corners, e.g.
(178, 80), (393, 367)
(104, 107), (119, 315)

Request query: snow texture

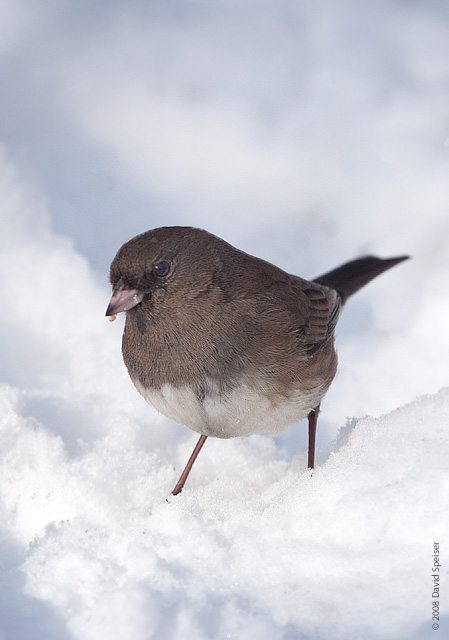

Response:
(1, 1), (448, 638)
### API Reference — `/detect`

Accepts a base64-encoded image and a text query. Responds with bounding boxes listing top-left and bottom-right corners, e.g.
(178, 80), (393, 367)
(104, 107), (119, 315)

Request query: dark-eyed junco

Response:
(106, 226), (408, 495)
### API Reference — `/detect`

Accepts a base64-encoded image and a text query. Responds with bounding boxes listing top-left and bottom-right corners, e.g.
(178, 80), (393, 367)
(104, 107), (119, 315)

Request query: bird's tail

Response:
(313, 255), (409, 303)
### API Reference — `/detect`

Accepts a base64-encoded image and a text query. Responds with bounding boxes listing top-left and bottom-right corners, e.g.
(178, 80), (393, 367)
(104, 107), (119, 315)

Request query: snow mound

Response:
(1, 379), (448, 639)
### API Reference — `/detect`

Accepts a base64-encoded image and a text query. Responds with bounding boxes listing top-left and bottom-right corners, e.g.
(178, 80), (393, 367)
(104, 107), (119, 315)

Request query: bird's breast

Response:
(133, 376), (326, 438)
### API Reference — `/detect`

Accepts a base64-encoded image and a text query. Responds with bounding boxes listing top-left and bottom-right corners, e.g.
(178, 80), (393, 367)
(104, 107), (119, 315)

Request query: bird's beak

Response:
(106, 284), (144, 317)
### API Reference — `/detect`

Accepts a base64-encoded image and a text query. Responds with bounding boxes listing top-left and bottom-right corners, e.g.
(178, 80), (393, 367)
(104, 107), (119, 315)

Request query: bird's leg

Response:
(307, 405), (320, 469)
(171, 434), (208, 496)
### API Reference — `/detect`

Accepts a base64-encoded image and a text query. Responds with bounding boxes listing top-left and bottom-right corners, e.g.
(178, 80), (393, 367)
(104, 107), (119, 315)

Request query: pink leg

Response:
(307, 405), (320, 469)
(171, 434), (208, 496)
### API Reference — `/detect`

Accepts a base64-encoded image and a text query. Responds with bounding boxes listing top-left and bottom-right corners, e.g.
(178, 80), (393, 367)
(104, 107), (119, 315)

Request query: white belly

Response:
(135, 379), (322, 438)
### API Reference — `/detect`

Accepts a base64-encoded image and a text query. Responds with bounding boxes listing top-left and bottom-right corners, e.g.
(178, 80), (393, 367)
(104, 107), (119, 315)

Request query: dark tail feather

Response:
(313, 255), (409, 303)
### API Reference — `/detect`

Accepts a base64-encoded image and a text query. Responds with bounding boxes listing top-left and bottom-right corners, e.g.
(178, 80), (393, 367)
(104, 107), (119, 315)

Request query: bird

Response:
(106, 226), (408, 496)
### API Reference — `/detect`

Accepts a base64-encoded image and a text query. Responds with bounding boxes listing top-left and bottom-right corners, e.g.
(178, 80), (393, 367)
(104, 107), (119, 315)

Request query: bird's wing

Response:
(247, 282), (342, 358)
(297, 284), (341, 355)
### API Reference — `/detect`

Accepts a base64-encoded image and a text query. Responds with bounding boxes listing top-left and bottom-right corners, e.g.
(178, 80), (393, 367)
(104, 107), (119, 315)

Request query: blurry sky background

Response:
(2, 0), (448, 267)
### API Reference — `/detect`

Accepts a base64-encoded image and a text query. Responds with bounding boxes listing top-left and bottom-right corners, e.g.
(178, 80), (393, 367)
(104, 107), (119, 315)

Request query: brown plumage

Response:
(106, 226), (408, 495)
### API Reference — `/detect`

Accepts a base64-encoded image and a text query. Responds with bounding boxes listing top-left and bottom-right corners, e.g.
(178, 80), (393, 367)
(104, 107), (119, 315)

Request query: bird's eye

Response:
(153, 260), (171, 278)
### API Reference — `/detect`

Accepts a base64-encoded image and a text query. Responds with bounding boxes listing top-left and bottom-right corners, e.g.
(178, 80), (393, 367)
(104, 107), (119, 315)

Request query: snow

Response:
(1, 1), (449, 638)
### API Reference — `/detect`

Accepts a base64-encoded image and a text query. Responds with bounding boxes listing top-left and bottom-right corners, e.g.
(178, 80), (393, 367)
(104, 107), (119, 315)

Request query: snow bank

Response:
(1, 375), (448, 639)
(0, 150), (448, 639)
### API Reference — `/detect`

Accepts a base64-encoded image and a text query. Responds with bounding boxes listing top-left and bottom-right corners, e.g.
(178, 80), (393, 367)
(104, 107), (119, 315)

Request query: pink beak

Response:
(106, 284), (143, 316)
